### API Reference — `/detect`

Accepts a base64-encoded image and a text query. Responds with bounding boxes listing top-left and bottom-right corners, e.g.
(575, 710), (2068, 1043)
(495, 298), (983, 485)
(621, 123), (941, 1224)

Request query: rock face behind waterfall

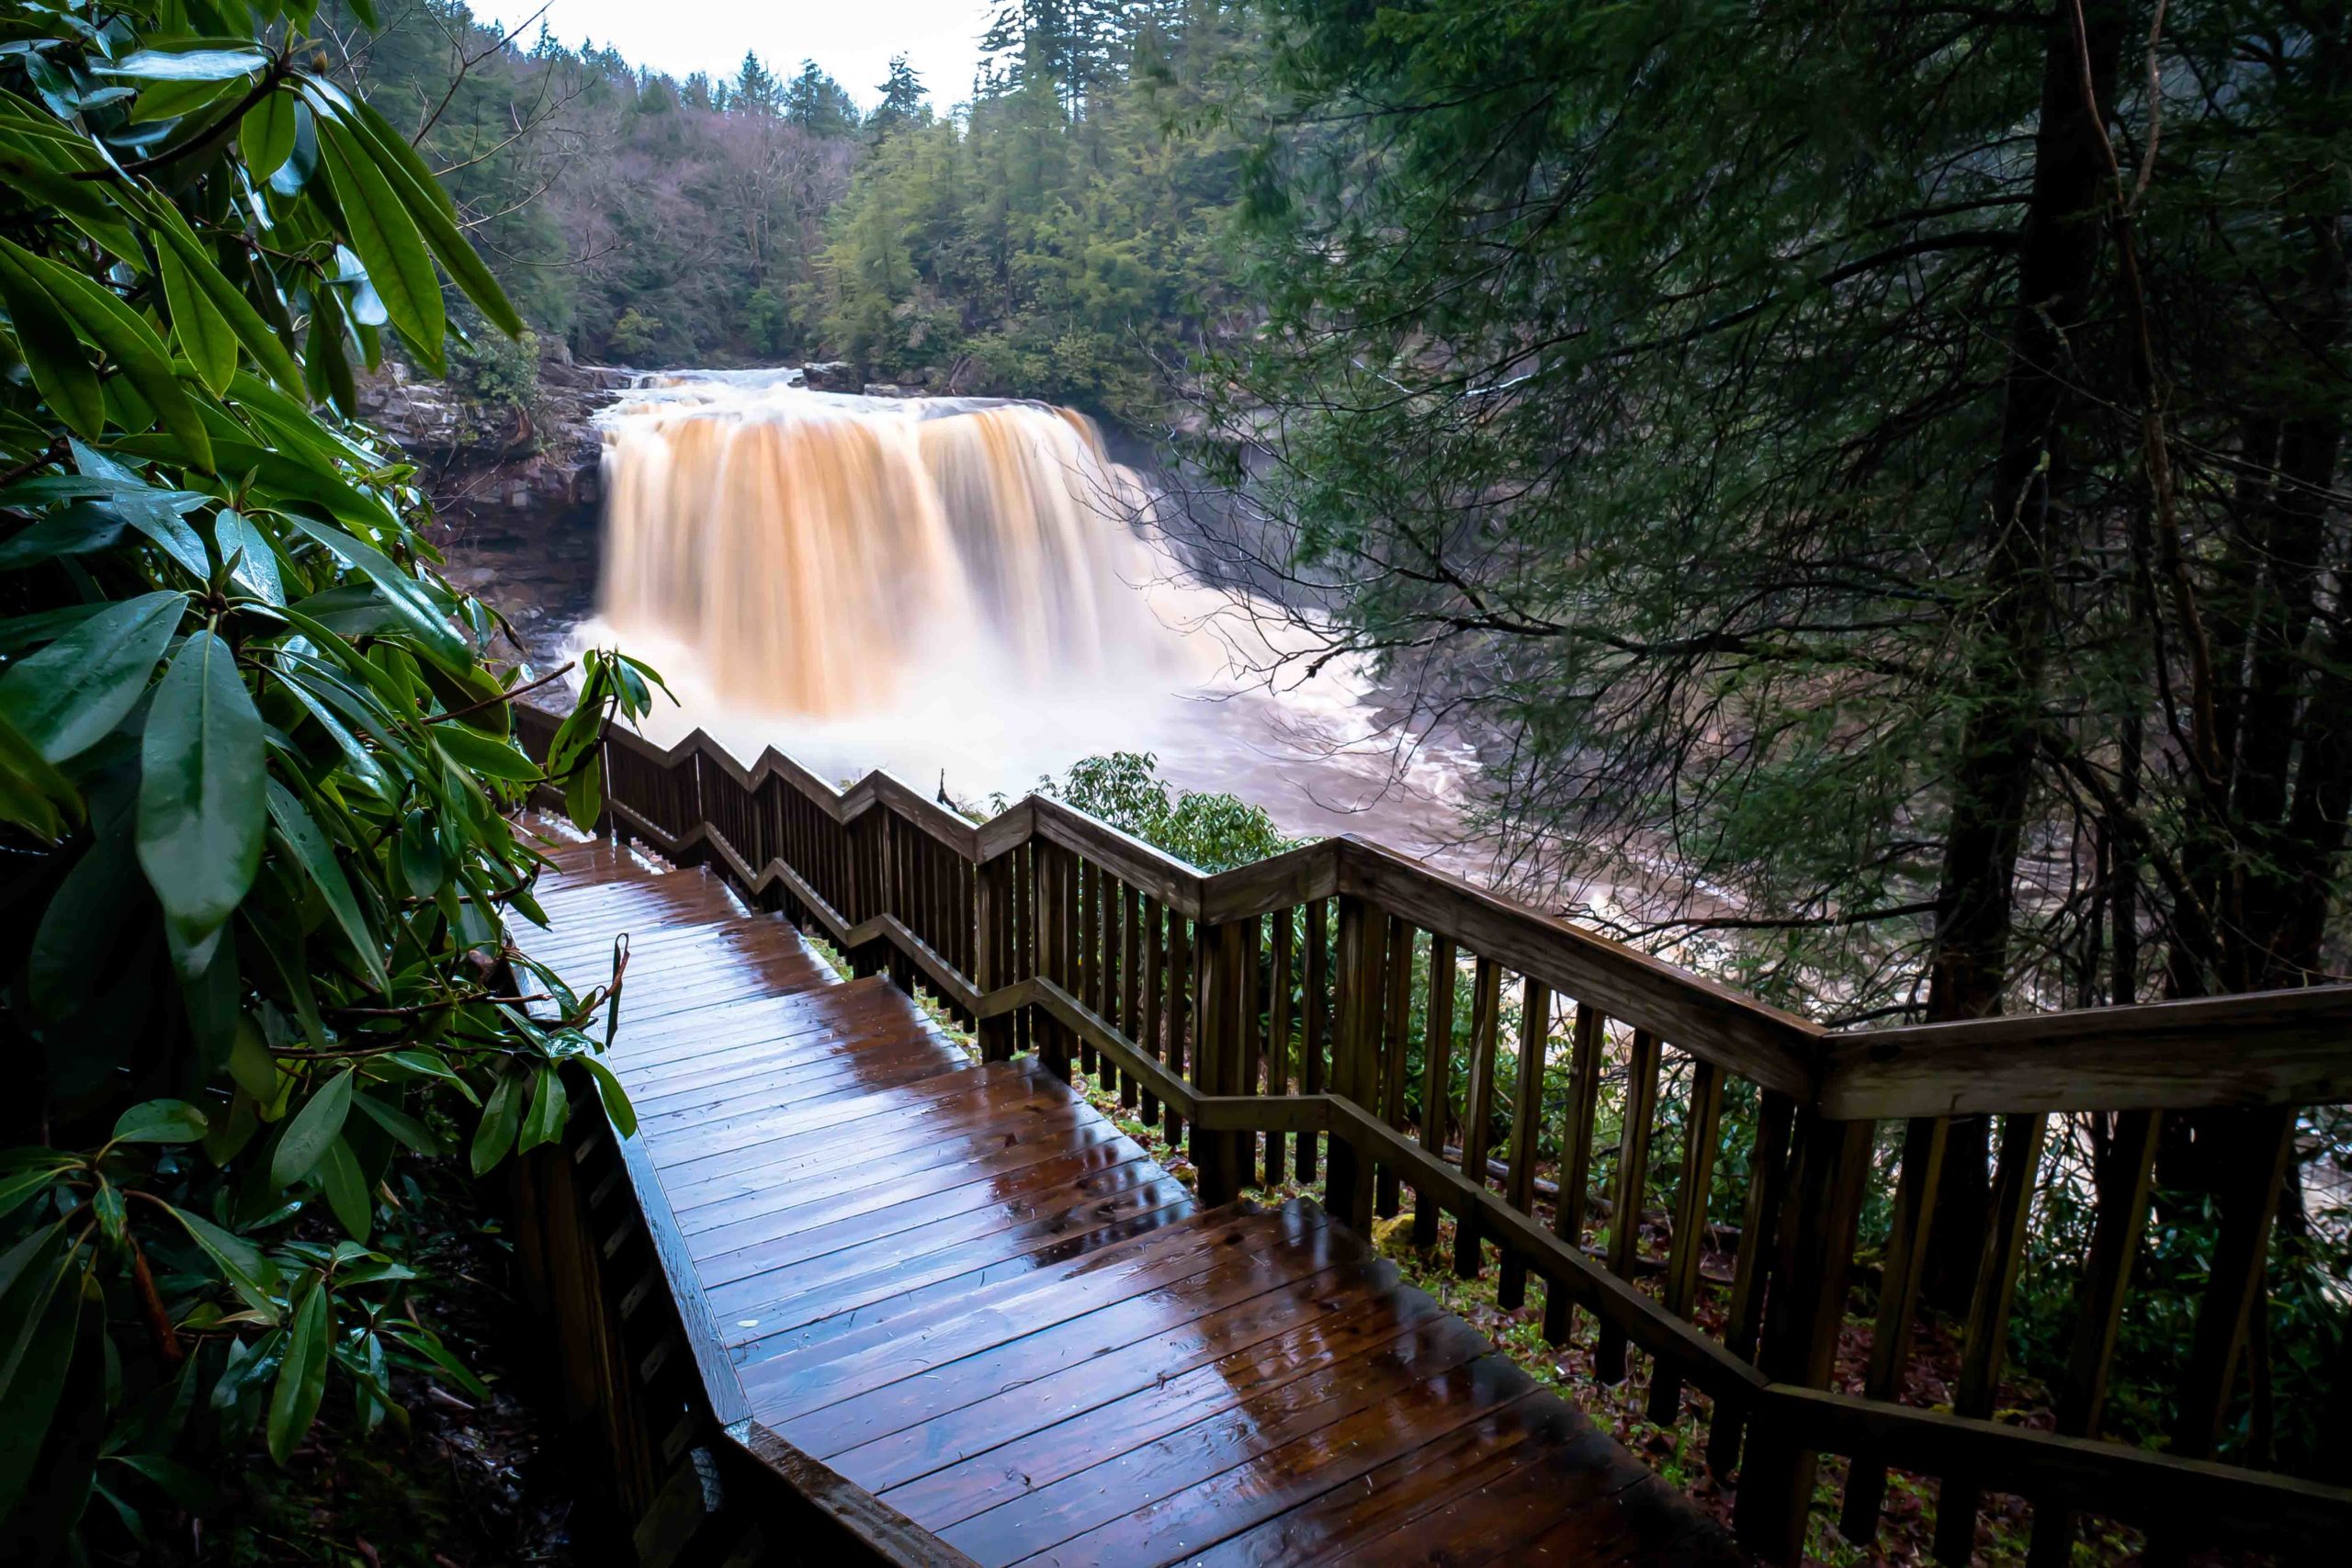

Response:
(360, 339), (626, 526)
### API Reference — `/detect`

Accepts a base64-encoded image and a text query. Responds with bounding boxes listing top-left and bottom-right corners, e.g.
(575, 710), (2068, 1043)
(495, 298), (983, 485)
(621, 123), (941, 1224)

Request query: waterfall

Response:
(594, 374), (1206, 716)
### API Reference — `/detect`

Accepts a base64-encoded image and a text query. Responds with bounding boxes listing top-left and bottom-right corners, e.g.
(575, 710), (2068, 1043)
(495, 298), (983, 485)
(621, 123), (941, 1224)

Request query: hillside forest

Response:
(339, 0), (1250, 418)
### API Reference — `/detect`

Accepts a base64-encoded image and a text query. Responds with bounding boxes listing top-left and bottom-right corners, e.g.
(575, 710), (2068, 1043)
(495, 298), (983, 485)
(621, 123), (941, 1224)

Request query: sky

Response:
(466, 1), (999, 110)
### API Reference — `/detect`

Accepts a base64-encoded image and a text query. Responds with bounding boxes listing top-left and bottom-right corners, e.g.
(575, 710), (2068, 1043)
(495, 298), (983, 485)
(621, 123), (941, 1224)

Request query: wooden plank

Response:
(996, 1347), (1543, 1566)
(1453, 956), (1504, 1280)
(1498, 978), (1553, 1311)
(1597, 1029), (1661, 1383)
(1193, 919), (1238, 1204)
(1120, 879), (1141, 1109)
(1648, 1055), (1724, 1422)
(1327, 896), (1378, 1231)
(1078, 858), (1100, 1079)
(562, 1060), (753, 1429)
(1165, 912), (1192, 1143)
(1139, 893), (1164, 1125)
(2168, 1105), (2297, 1463)
(1238, 912), (1264, 1190)
(877, 1273), (1439, 1529)
(1934, 1111), (2049, 1563)
(1734, 1111), (1872, 1563)
(1266, 908), (1294, 1186)
(1299, 898), (1329, 1183)
(1543, 1003), (1606, 1345)
(734, 1421), (983, 1568)
(750, 1205), (1340, 1438)
(831, 1259), (1410, 1494)
(1183, 1393), (1588, 1567)
(1819, 986), (2352, 1117)
(1376, 915), (1415, 1218)
(1840, 1114), (1949, 1541)
(1414, 935), (1460, 1249)
(2029, 1108), (2160, 1568)
(933, 1319), (1510, 1561)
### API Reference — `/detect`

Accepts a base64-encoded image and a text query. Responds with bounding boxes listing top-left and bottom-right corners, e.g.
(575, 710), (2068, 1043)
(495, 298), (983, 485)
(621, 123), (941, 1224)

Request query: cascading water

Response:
(593, 373), (1217, 716)
(568, 367), (1475, 860)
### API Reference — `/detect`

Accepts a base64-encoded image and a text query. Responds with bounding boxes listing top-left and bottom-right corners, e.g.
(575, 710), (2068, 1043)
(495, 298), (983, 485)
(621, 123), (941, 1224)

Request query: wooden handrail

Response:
(515, 705), (2352, 1565)
(571, 714), (2352, 1117)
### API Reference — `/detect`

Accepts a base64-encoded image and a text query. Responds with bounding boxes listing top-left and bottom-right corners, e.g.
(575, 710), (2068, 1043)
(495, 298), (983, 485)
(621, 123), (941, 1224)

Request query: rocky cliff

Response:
(359, 339), (626, 529)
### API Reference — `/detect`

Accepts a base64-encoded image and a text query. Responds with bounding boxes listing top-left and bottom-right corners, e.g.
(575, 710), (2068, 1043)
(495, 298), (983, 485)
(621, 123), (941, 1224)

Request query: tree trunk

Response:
(1923, 0), (2127, 1312)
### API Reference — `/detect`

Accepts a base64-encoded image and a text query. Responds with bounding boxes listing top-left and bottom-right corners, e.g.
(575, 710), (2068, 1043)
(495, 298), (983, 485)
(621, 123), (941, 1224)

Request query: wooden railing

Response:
(516, 707), (2352, 1565)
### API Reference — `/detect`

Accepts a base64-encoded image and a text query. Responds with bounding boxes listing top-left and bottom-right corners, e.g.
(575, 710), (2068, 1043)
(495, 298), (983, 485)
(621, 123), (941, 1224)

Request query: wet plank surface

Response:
(513, 816), (1739, 1567)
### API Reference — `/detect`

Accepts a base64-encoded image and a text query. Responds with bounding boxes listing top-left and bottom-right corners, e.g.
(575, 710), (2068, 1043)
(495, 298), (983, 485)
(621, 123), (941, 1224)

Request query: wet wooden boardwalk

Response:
(515, 817), (1740, 1567)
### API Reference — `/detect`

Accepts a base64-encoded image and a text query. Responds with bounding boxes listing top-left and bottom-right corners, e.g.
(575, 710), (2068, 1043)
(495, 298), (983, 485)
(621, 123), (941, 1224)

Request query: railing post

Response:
(1841, 1114), (1951, 1540)
(1192, 918), (1238, 1205)
(976, 852), (1015, 1064)
(1596, 1027), (1660, 1382)
(1324, 895), (1380, 1233)
(1734, 1108), (1872, 1564)
(1036, 842), (1072, 1080)
(1933, 1111), (2050, 1563)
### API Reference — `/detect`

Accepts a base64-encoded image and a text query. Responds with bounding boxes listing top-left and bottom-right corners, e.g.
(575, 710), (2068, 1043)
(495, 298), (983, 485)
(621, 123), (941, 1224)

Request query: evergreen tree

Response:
(733, 50), (780, 115)
(785, 60), (861, 138)
(869, 53), (930, 138)
(1221, 0), (2351, 1298)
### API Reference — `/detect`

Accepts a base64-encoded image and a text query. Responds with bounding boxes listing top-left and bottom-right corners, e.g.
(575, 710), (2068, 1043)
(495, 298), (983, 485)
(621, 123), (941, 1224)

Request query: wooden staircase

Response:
(514, 813), (1738, 1567)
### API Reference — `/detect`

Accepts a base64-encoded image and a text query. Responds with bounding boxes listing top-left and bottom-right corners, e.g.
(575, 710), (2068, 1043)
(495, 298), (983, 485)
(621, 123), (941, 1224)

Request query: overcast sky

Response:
(467, 2), (998, 110)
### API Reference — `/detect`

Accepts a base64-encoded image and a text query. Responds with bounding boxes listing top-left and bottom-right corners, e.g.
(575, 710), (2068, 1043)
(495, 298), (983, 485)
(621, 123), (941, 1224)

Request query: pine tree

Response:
(869, 54), (929, 138)
(785, 60), (860, 137)
(732, 50), (779, 115)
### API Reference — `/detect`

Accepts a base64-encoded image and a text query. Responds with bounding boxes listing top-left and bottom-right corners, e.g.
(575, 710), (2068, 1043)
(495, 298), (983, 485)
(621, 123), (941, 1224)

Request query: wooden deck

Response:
(515, 816), (1740, 1567)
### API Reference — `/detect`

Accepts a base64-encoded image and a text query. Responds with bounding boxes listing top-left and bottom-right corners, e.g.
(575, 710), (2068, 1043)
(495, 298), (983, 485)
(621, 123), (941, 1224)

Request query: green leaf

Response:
(379, 1050), (479, 1107)
(111, 1100), (209, 1145)
(144, 201), (306, 397)
(563, 752), (604, 829)
(212, 508), (285, 604)
(308, 85), (524, 339)
(0, 706), (84, 842)
(316, 1136), (370, 1243)
(137, 628), (266, 953)
(0, 243), (102, 436)
(229, 1016), (281, 1102)
(351, 1093), (440, 1156)
(266, 1280), (330, 1466)
(312, 114), (444, 362)
(398, 807), (444, 897)
(167, 1205), (281, 1322)
(0, 239), (213, 471)
(0, 1167), (64, 1224)
(0, 1247), (81, 1517)
(0, 590), (184, 762)
(468, 1071), (521, 1177)
(265, 780), (388, 988)
(156, 231), (238, 395)
(386, 1325), (491, 1403)
(434, 722), (540, 782)
(575, 1057), (637, 1139)
(242, 88), (297, 180)
(270, 1068), (353, 1188)
(516, 1066), (568, 1155)
(100, 48), (273, 82)
(280, 516), (469, 670)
